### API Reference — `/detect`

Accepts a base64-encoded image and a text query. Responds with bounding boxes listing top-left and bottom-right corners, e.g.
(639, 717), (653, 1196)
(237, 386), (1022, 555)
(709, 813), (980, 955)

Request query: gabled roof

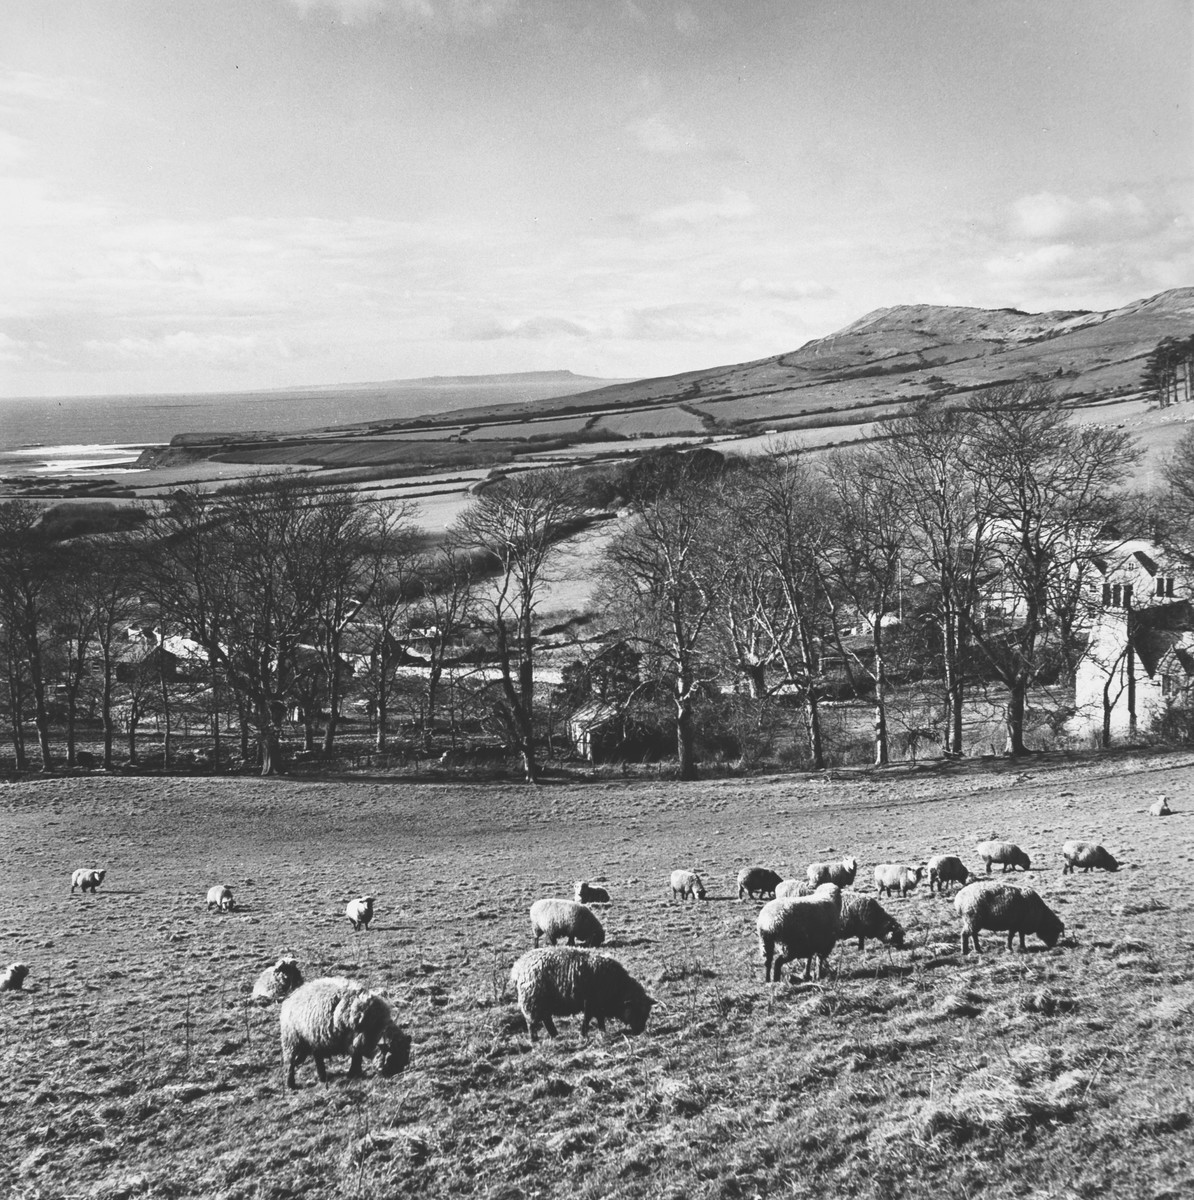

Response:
(1131, 601), (1194, 676)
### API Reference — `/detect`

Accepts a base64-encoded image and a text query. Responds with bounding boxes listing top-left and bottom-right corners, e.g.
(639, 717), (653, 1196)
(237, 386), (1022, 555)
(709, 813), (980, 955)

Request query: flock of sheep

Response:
(0, 797), (1171, 1089)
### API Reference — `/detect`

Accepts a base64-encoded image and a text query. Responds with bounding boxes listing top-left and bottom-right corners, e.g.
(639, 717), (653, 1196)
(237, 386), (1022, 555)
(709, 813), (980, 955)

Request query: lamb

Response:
(529, 898), (605, 948)
(574, 880), (611, 905)
(669, 869), (706, 901)
(1149, 796), (1172, 817)
(345, 896), (375, 931)
(206, 884), (234, 912)
(927, 855), (975, 895)
(806, 855), (858, 889)
(250, 956), (304, 1005)
(279, 976), (410, 1088)
(774, 879), (816, 899)
(756, 883), (843, 982)
(874, 863), (925, 898)
(1, 963), (29, 991)
(737, 866), (783, 900)
(1061, 841), (1119, 874)
(954, 880), (1064, 954)
(71, 868), (105, 894)
(975, 840), (1031, 874)
(509, 946), (655, 1042)
(838, 893), (905, 952)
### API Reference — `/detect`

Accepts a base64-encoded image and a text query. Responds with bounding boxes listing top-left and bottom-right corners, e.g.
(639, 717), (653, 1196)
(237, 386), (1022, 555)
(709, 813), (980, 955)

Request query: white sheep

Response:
(838, 893), (906, 952)
(954, 881), (1064, 954)
(1, 962), (29, 991)
(1149, 796), (1172, 817)
(669, 869), (706, 901)
(71, 868), (105, 894)
(250, 956), (304, 1005)
(874, 863), (925, 898)
(975, 839), (1031, 873)
(345, 896), (375, 931)
(806, 856), (858, 889)
(756, 883), (843, 982)
(737, 866), (782, 900)
(1061, 841), (1119, 874)
(574, 880), (611, 904)
(529, 898), (605, 948)
(509, 947), (655, 1042)
(774, 879), (816, 899)
(927, 855), (975, 895)
(206, 884), (234, 912)
(279, 976), (410, 1088)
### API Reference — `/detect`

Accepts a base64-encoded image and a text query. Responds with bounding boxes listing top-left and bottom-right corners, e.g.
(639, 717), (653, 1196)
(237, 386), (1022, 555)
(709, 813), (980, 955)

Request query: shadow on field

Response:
(77, 889), (145, 896)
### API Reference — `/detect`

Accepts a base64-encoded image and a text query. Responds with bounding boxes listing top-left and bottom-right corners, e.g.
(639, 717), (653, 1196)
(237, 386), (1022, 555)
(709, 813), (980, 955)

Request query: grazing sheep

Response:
(574, 880), (611, 905)
(737, 866), (783, 901)
(954, 881), (1064, 954)
(975, 840), (1031, 874)
(669, 869), (706, 901)
(279, 977), (410, 1088)
(756, 883), (843, 982)
(529, 898), (605, 948)
(345, 896), (375, 931)
(775, 879), (816, 899)
(206, 884), (234, 912)
(874, 863), (925, 898)
(509, 946), (655, 1042)
(927, 855), (975, 895)
(251, 956), (304, 1005)
(71, 868), (105, 894)
(806, 856), (858, 889)
(838, 893), (906, 952)
(1061, 841), (1119, 874)
(1149, 796), (1172, 817)
(1, 963), (29, 992)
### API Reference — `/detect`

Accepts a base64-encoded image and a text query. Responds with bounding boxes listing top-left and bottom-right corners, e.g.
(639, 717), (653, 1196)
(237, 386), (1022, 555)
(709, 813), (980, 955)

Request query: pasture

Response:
(2, 752), (1191, 1199)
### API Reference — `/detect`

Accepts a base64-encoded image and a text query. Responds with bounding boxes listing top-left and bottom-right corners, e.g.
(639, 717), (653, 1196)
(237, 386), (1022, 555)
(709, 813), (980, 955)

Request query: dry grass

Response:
(2, 751), (1192, 1198)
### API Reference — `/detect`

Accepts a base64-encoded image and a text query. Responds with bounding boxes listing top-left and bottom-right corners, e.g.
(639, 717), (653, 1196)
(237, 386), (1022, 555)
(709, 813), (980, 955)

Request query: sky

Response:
(0, 0), (1191, 398)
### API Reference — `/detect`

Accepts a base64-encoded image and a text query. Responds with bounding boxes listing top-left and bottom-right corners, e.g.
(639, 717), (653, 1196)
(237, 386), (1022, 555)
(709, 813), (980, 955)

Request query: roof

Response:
(567, 700), (621, 729)
(1131, 601), (1194, 676)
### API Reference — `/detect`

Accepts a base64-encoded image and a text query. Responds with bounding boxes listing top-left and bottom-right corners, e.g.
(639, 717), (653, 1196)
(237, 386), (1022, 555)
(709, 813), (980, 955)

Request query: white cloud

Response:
(454, 314), (594, 340)
(0, 130), (27, 170)
(1011, 190), (1171, 243)
(83, 331), (296, 367)
(646, 188), (756, 226)
(739, 277), (835, 301)
(629, 113), (702, 157)
(285, 0), (518, 26)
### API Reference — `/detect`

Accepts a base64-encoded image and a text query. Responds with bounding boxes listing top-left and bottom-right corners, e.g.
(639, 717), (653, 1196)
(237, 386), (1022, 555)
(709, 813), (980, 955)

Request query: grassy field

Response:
(2, 751), (1192, 1199)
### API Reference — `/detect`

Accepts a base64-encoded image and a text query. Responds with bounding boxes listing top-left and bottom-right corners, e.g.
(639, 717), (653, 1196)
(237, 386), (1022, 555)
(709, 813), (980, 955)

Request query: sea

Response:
(0, 374), (614, 478)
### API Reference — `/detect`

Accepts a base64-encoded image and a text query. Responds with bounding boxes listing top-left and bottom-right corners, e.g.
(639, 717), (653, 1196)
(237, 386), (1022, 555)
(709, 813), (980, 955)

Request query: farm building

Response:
(1072, 540), (1194, 741)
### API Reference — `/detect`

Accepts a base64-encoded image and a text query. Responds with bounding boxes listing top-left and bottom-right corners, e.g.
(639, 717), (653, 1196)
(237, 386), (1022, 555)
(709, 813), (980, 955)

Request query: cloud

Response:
(454, 314), (593, 340)
(0, 331), (25, 364)
(646, 188), (756, 226)
(1011, 190), (1173, 244)
(83, 331), (297, 367)
(739, 277), (835, 301)
(285, 0), (518, 26)
(0, 131), (27, 171)
(629, 113), (703, 157)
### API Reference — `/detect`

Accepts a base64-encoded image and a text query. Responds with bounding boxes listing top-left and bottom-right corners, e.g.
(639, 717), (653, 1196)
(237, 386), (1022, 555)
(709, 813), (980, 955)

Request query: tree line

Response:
(0, 384), (1143, 781)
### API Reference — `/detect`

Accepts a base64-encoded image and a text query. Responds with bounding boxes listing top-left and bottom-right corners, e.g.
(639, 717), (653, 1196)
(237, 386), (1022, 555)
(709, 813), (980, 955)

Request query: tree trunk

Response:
(101, 649), (115, 769)
(259, 724), (280, 776)
(159, 657), (172, 769)
(676, 693), (698, 781)
(872, 626), (889, 766)
(1005, 681), (1028, 756)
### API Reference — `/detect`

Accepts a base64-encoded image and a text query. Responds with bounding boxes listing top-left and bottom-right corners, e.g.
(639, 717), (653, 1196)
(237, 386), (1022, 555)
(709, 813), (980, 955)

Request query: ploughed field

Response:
(2, 753), (1192, 1199)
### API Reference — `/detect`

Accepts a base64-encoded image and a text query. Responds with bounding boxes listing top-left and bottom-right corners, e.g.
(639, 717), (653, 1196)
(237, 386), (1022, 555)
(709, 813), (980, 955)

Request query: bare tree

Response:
(453, 470), (584, 781)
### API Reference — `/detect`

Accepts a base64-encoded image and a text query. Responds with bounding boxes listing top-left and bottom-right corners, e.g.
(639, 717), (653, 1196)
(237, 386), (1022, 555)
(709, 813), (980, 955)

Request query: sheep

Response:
(509, 946), (655, 1042)
(1061, 841), (1119, 874)
(975, 840), (1031, 874)
(206, 884), (234, 912)
(774, 879), (816, 899)
(669, 869), (706, 901)
(574, 880), (611, 905)
(737, 866), (782, 901)
(874, 863), (925, 898)
(529, 898), (605, 948)
(71, 868), (105, 894)
(838, 893), (906, 952)
(756, 883), (843, 982)
(345, 896), (375, 931)
(1, 963), (29, 992)
(927, 855), (975, 895)
(250, 956), (304, 1005)
(1149, 796), (1172, 817)
(806, 856), (858, 889)
(954, 880), (1064, 954)
(279, 976), (410, 1088)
